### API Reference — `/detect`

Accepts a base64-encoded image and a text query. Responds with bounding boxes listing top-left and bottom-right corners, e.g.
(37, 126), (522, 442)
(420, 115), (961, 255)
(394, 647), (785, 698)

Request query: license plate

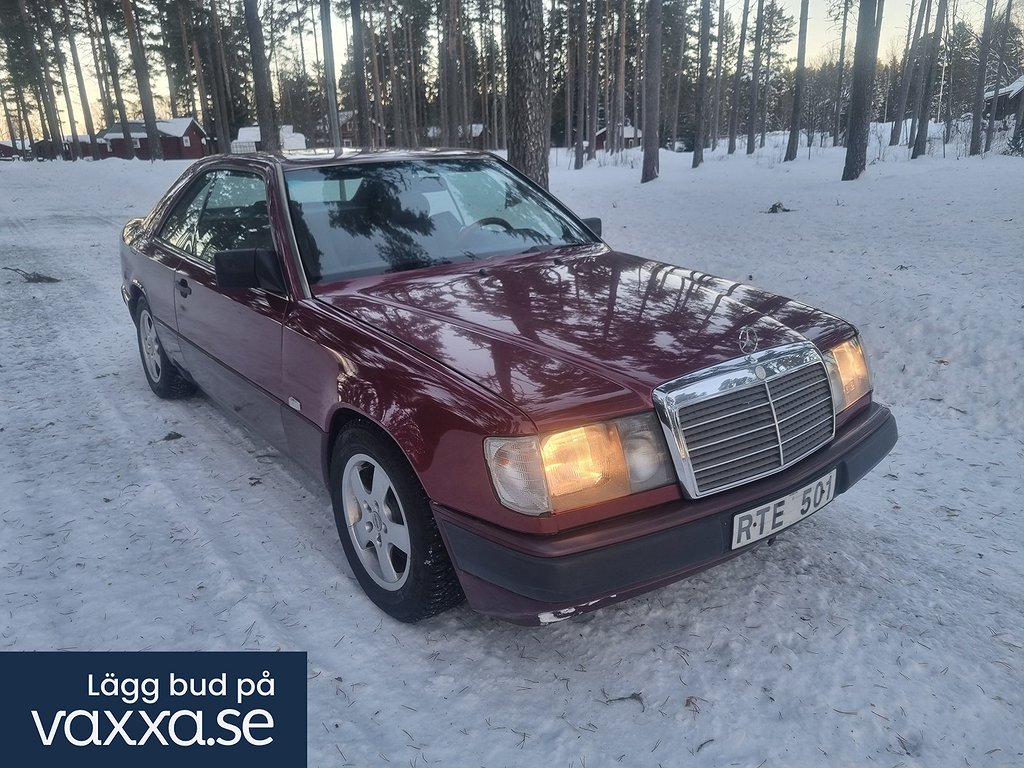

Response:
(731, 469), (837, 549)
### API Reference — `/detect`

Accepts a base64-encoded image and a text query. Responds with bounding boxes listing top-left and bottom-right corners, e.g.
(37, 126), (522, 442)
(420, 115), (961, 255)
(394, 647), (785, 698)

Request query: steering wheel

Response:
(462, 216), (514, 233)
(456, 216), (515, 249)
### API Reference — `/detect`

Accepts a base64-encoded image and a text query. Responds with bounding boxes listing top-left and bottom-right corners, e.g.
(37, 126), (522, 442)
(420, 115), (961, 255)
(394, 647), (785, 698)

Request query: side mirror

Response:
(214, 248), (286, 295)
(581, 217), (602, 237)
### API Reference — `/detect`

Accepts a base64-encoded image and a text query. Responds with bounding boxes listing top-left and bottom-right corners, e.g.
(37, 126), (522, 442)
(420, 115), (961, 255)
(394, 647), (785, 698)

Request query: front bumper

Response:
(434, 403), (897, 625)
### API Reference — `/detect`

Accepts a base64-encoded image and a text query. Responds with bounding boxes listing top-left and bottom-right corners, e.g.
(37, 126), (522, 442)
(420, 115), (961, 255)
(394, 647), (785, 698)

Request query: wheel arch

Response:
(125, 279), (146, 322)
(324, 406), (416, 488)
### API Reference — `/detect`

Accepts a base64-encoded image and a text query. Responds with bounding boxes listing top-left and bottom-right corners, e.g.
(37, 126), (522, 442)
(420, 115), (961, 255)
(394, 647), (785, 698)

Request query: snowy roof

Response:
(157, 117), (201, 138)
(97, 117), (203, 141)
(234, 125), (306, 149)
(985, 75), (1024, 101)
(237, 126), (261, 143)
(0, 139), (30, 150)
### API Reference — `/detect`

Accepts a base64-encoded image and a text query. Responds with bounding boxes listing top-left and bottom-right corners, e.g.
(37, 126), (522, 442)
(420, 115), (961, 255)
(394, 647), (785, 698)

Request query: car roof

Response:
(208, 147), (494, 171)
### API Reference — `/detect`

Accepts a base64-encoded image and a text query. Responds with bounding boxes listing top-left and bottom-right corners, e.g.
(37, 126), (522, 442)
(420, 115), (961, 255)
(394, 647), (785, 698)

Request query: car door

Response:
(137, 173), (223, 368)
(171, 168), (290, 446)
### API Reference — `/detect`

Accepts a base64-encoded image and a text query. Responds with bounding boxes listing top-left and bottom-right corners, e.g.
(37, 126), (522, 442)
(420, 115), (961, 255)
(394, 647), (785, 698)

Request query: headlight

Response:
(824, 336), (872, 413)
(484, 412), (675, 514)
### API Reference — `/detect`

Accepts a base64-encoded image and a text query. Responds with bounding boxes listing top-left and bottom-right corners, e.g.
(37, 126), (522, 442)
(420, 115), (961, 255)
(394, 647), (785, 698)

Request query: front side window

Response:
(159, 173), (216, 255)
(284, 159), (596, 285)
(159, 170), (272, 264)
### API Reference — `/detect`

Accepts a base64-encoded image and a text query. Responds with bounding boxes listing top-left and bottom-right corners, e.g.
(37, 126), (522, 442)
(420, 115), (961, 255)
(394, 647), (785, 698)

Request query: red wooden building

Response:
(97, 117), (208, 160)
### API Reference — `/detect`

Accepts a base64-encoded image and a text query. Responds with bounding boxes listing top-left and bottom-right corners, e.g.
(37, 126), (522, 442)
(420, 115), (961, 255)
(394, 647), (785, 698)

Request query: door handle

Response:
(176, 278), (192, 298)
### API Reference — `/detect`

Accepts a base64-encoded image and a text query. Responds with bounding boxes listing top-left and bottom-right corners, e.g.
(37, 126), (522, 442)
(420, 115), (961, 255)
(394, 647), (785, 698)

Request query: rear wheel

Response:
(135, 297), (194, 399)
(330, 423), (463, 622)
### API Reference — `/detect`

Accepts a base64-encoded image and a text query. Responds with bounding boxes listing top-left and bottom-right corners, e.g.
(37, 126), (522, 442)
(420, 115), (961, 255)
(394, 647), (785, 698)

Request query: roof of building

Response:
(985, 74), (1024, 101)
(97, 117), (205, 141)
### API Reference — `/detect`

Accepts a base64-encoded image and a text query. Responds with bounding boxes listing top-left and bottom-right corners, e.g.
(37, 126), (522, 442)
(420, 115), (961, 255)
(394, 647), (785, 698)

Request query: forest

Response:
(1, 0), (1022, 181)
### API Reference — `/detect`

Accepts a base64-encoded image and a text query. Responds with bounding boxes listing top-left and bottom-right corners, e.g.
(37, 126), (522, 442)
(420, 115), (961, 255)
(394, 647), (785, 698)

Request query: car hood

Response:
(316, 246), (853, 430)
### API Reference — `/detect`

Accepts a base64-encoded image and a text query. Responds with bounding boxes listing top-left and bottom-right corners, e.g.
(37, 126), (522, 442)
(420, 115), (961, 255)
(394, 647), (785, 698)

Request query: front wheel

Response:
(330, 423), (463, 622)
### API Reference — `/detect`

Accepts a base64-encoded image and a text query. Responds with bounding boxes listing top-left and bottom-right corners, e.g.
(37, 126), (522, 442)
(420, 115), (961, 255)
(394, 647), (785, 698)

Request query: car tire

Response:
(330, 422), (464, 622)
(134, 296), (194, 399)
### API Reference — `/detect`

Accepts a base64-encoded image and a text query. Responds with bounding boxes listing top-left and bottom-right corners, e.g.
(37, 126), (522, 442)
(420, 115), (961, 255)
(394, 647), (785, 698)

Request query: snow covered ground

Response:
(1, 138), (1022, 767)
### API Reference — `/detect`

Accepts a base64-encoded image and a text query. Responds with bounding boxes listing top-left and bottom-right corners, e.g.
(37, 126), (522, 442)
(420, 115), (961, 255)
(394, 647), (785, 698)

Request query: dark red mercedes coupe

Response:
(120, 150), (897, 625)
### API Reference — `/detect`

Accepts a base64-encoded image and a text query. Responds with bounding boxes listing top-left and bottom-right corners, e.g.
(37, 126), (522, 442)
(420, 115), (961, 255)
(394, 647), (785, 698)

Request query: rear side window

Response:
(158, 170), (272, 264)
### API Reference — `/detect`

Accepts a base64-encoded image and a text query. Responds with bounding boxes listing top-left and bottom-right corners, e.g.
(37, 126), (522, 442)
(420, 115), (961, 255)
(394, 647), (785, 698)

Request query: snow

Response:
(1, 136), (1022, 767)
(157, 117), (201, 138)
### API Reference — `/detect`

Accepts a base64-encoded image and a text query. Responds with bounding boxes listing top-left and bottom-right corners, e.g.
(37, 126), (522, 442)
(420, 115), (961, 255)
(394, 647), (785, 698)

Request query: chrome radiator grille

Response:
(653, 343), (836, 498)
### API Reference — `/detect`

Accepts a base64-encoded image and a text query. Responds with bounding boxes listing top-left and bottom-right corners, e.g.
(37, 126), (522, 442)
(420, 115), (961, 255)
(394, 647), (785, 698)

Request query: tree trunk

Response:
(407, 21), (420, 146)
(727, 0), (750, 154)
(350, 0), (372, 146)
(54, 31), (81, 159)
(632, 0), (640, 137)
(505, 0), (549, 187)
(667, 5), (688, 148)
(209, 0), (235, 130)
(84, 0), (115, 129)
(60, 0), (99, 159)
(1, 80), (19, 151)
(97, 0), (134, 159)
(574, 0), (587, 168)
(908, 0), (932, 149)
(565, 0), (574, 150)
(320, 0), (342, 151)
(889, 0), (924, 146)
(984, 0), (1013, 152)
(187, 15), (213, 142)
(586, 0), (605, 159)
(759, 29), (771, 148)
(912, 0), (945, 158)
(745, 0), (765, 155)
(832, 0), (850, 146)
(366, 12), (387, 147)
(692, 0), (711, 167)
(17, 86), (36, 154)
(16, 0), (61, 158)
(785, 0), (810, 161)
(383, 1), (406, 146)
(204, 30), (232, 154)
(970, 0), (995, 155)
(640, 0), (662, 182)
(615, 0), (626, 152)
(244, 0), (280, 153)
(161, 9), (178, 119)
(842, 0), (880, 179)
(177, 7), (198, 125)
(710, 0), (726, 150)
(122, 0), (164, 160)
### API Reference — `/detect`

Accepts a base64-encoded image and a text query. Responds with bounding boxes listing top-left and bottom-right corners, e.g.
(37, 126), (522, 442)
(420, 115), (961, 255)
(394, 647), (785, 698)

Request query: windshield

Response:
(284, 158), (596, 284)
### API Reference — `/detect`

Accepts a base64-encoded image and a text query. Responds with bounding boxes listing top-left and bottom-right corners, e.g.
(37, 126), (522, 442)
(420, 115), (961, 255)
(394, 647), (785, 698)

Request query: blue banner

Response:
(0, 651), (306, 766)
